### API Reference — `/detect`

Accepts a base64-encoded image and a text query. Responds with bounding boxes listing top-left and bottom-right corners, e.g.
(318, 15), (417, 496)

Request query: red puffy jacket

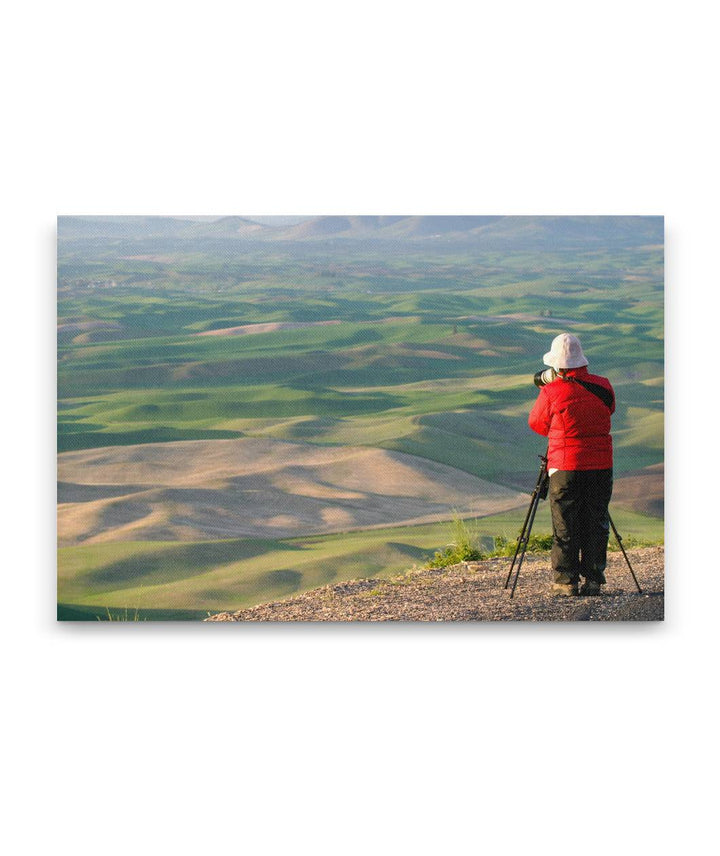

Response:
(528, 366), (615, 471)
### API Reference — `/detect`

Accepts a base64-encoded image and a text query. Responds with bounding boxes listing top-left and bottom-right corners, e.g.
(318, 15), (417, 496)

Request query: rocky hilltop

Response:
(206, 546), (664, 622)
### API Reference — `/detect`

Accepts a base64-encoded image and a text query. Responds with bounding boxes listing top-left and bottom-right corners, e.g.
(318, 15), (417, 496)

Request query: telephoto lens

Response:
(533, 368), (557, 388)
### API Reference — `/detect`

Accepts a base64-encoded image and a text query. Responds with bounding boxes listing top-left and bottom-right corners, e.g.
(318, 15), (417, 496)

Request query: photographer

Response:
(528, 334), (615, 596)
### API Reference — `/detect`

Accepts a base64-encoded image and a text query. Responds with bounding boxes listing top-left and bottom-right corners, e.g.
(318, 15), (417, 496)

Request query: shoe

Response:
(552, 583), (578, 597)
(580, 580), (602, 596)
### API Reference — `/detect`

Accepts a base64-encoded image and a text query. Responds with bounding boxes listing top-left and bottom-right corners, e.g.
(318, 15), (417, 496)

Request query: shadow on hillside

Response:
(83, 539), (302, 589)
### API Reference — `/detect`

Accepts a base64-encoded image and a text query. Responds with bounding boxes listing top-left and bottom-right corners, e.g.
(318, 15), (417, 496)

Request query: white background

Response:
(3, 1), (717, 854)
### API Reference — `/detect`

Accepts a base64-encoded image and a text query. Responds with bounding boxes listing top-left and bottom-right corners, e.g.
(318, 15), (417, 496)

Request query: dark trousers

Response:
(549, 469), (613, 586)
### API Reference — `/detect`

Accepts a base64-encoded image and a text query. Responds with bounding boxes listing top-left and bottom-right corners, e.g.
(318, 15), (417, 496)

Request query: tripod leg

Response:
(505, 463), (547, 589)
(505, 497), (534, 588)
(608, 513), (642, 594)
(510, 490), (542, 598)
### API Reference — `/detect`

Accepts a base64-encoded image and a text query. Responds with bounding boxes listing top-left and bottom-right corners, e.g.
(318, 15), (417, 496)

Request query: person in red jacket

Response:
(528, 333), (615, 596)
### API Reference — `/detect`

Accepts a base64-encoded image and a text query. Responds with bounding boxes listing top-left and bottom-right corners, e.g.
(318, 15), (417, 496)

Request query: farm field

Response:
(58, 504), (663, 620)
(57, 438), (530, 544)
(57, 216), (664, 618)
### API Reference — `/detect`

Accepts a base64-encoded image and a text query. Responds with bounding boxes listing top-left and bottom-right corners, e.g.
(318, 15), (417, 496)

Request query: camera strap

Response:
(565, 376), (614, 409)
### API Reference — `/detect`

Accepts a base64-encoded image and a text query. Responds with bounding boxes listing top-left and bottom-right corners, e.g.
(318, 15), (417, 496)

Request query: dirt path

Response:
(206, 546), (664, 622)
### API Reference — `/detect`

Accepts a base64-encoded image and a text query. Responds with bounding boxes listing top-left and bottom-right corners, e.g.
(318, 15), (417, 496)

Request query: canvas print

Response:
(57, 215), (664, 621)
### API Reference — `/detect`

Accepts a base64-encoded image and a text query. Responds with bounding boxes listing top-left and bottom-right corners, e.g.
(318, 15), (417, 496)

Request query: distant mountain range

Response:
(58, 215), (664, 248)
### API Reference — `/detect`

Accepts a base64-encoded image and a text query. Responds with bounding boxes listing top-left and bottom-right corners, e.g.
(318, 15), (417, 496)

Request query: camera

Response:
(534, 367), (558, 388)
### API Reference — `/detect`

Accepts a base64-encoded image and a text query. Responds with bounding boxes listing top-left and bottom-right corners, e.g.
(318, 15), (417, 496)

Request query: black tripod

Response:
(504, 455), (643, 598)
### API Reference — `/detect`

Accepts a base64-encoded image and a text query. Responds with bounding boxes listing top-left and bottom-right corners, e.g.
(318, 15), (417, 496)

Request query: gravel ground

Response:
(206, 546), (664, 622)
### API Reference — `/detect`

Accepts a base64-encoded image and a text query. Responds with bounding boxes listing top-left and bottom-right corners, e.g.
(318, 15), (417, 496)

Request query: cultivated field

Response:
(58, 437), (529, 544)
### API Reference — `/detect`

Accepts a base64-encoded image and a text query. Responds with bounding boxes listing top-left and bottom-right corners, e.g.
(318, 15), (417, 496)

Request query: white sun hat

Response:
(543, 333), (588, 370)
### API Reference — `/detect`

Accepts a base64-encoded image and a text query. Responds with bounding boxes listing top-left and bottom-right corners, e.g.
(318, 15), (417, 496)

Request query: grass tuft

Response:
(427, 519), (662, 570)
(99, 606), (143, 622)
(428, 516), (486, 567)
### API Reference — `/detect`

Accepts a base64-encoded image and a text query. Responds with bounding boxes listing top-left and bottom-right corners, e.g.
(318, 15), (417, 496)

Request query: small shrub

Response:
(609, 535), (662, 551)
(428, 543), (483, 568)
(485, 533), (553, 557)
(428, 515), (484, 568)
(520, 533), (554, 554)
